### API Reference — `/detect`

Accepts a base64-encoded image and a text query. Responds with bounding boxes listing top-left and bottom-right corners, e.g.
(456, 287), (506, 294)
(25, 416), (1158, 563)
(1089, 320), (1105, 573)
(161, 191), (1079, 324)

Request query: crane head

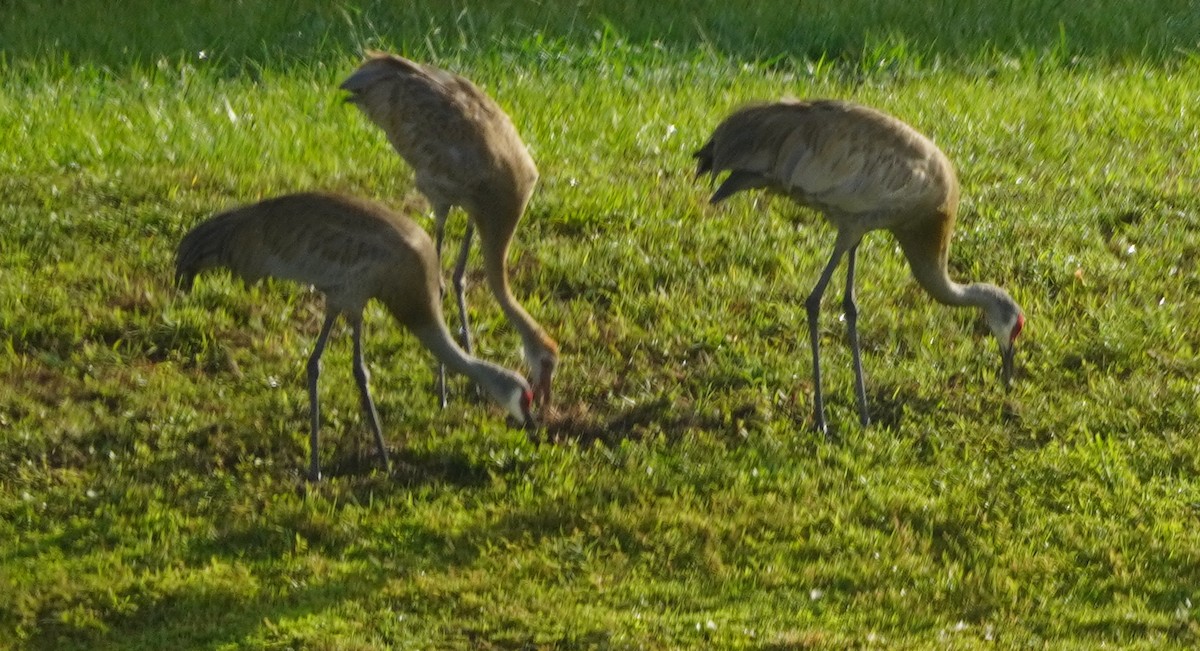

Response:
(983, 292), (1024, 389)
(525, 335), (559, 410)
(530, 357), (555, 409)
(505, 386), (536, 431)
(492, 368), (537, 430)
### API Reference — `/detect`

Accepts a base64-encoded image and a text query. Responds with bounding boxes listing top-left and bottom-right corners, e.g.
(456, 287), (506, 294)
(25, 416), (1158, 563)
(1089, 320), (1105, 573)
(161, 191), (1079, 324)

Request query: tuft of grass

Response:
(3, 1), (1200, 649)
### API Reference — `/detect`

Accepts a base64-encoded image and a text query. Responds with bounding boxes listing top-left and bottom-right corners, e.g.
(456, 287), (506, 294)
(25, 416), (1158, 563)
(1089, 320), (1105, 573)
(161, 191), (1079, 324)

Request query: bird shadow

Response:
(537, 398), (674, 447)
(26, 561), (391, 651)
(538, 394), (756, 448)
(308, 443), (494, 493)
(866, 384), (941, 432)
(172, 420), (494, 496)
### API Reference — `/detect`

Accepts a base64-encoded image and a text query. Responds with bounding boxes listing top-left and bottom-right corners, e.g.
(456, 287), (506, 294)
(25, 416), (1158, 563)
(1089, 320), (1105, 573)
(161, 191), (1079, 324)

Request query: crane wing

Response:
(341, 53), (506, 197)
(697, 101), (948, 216)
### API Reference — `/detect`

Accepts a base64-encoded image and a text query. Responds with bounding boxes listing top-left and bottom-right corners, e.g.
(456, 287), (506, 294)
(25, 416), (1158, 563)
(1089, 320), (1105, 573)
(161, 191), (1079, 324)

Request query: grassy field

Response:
(3, 1), (1200, 648)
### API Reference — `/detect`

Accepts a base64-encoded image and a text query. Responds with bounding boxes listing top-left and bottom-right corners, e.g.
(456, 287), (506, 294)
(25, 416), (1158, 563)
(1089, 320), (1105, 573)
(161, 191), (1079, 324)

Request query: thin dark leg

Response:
(350, 318), (389, 472)
(843, 243), (869, 426)
(306, 314), (338, 481)
(433, 207), (451, 409)
(805, 246), (847, 437)
(452, 223), (475, 354)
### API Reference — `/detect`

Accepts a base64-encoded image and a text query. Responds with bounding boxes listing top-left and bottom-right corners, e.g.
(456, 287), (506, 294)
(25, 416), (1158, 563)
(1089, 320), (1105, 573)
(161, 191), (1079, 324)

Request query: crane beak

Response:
(534, 379), (552, 410)
(534, 360), (554, 409)
(520, 405), (539, 432)
(1000, 343), (1016, 391)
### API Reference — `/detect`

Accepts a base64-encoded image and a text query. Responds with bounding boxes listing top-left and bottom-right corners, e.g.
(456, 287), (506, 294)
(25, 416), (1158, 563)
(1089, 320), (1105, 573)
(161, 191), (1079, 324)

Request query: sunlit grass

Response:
(3, 1), (1200, 649)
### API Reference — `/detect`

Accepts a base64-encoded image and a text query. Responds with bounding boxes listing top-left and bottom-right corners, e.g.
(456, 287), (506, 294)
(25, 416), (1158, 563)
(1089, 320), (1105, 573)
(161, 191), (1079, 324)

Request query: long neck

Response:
(482, 241), (551, 346)
(905, 253), (977, 307)
(893, 212), (988, 310)
(408, 320), (513, 390)
(409, 320), (479, 376)
(899, 239), (1010, 319)
(473, 200), (556, 360)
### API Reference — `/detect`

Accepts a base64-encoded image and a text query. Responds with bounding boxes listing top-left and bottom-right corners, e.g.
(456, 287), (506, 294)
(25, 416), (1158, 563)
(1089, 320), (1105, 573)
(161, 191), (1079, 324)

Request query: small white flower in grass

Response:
(706, 620), (717, 631)
(198, 50), (208, 60)
(952, 621), (968, 632)
(664, 124), (677, 140)
(1126, 244), (1137, 256)
(267, 375), (280, 389)
(86, 489), (98, 499)
(809, 588), (823, 600)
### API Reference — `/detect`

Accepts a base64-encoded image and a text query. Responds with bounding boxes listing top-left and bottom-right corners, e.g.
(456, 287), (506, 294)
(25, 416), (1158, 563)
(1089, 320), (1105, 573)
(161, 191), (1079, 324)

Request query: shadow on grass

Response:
(172, 419), (494, 485)
(26, 565), (391, 651)
(542, 395), (711, 447)
(868, 384), (942, 433)
(3, 1), (1194, 74)
(539, 390), (778, 452)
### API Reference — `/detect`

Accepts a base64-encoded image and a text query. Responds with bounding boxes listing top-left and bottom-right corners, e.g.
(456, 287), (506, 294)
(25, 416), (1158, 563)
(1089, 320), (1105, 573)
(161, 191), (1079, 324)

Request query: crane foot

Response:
(812, 416), (829, 438)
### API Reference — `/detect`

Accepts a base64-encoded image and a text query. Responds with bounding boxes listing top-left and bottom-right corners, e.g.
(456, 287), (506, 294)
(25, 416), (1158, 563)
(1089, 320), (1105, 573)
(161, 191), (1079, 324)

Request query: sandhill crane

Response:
(695, 99), (1024, 435)
(339, 51), (558, 410)
(175, 192), (535, 480)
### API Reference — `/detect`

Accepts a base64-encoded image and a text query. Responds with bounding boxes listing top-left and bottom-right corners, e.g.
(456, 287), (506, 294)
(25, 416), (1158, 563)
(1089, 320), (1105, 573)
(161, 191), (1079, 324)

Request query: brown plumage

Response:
(340, 51), (558, 410)
(696, 99), (1024, 434)
(176, 192), (535, 480)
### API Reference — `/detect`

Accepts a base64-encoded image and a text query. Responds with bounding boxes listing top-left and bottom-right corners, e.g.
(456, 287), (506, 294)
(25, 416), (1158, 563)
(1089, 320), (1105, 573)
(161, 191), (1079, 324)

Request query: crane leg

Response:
(306, 313), (338, 481)
(805, 245), (847, 437)
(842, 243), (870, 427)
(452, 223), (475, 355)
(350, 318), (390, 473)
(433, 206), (452, 409)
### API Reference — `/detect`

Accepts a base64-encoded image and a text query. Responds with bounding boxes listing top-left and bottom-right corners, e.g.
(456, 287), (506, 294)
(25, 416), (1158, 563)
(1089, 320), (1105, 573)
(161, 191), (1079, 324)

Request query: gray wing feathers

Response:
(697, 101), (944, 214)
(341, 54), (504, 199)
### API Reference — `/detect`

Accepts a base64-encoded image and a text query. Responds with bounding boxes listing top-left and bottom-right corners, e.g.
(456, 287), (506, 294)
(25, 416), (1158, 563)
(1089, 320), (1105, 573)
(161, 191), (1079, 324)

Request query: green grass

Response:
(3, 1), (1200, 648)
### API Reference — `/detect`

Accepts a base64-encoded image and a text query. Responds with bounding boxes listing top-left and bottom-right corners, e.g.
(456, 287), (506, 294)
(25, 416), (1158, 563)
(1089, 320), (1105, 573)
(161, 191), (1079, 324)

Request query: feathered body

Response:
(340, 52), (558, 407)
(177, 193), (436, 323)
(696, 100), (958, 286)
(176, 192), (534, 479)
(696, 100), (1023, 433)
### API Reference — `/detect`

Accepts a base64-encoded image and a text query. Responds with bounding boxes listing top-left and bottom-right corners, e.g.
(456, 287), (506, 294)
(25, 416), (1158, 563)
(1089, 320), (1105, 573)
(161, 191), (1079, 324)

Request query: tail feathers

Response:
(174, 209), (246, 291)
